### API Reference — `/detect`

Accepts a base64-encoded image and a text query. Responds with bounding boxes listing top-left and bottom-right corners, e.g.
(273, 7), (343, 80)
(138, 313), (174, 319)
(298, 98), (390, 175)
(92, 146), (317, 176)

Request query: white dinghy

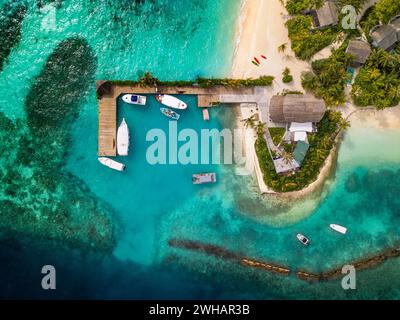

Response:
(98, 157), (125, 172)
(330, 224), (347, 234)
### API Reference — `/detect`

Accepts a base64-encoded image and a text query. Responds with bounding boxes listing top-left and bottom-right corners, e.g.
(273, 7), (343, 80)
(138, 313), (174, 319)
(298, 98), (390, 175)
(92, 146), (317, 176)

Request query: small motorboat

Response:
(156, 94), (187, 110)
(117, 118), (129, 156)
(261, 55), (267, 60)
(160, 107), (180, 120)
(98, 157), (125, 172)
(252, 61), (259, 67)
(297, 234), (310, 246)
(254, 57), (260, 64)
(202, 108), (210, 121)
(330, 224), (347, 234)
(122, 94), (147, 106)
(192, 173), (217, 185)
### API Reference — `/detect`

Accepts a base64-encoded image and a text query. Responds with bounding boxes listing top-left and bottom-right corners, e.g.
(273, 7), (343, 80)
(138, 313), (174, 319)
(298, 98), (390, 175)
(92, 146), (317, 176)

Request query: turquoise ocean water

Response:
(1, 0), (400, 299)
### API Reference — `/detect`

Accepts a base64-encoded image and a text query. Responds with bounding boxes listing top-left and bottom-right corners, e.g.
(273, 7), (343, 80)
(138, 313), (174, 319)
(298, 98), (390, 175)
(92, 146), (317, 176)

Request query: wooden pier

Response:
(98, 97), (117, 156)
(96, 81), (269, 156)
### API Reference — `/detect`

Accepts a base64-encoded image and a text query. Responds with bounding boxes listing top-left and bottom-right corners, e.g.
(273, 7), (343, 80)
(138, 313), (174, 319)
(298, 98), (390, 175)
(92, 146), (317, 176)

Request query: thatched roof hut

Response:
(270, 94), (326, 123)
(346, 39), (372, 67)
(311, 1), (339, 28)
(389, 15), (400, 39)
(370, 24), (398, 51)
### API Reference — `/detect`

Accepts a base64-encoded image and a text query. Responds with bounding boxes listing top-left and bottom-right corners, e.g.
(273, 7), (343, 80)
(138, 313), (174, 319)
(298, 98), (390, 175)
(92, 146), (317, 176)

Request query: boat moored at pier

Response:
(122, 94), (147, 106)
(156, 94), (187, 110)
(117, 118), (130, 156)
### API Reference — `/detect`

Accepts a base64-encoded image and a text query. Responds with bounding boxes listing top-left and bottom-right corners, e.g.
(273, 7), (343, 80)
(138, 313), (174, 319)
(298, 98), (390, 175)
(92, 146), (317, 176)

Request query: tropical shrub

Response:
(110, 73), (275, 88)
(301, 48), (351, 106)
(269, 127), (286, 146)
(352, 49), (400, 108)
(282, 67), (294, 83)
(285, 0), (324, 15)
(375, 0), (400, 24)
(286, 15), (338, 60)
(255, 111), (343, 192)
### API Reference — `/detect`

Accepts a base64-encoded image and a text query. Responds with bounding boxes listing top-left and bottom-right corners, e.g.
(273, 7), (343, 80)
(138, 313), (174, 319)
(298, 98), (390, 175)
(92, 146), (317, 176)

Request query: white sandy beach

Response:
(230, 0), (400, 198)
(231, 0), (313, 197)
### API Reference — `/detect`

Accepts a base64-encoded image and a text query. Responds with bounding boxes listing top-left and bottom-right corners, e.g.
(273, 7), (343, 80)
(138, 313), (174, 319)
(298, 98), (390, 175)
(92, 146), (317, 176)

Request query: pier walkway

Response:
(96, 81), (269, 156)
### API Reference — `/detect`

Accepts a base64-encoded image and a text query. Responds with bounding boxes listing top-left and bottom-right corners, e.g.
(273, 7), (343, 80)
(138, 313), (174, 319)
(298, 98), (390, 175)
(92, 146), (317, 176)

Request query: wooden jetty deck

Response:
(98, 97), (117, 156)
(96, 81), (269, 156)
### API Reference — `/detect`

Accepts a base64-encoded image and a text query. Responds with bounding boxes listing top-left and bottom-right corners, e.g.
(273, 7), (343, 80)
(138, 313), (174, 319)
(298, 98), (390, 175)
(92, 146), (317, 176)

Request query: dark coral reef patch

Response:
(0, 37), (117, 253)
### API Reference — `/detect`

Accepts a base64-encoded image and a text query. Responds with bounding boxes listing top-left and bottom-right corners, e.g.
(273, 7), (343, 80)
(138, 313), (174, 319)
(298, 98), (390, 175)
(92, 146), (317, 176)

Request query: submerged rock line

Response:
(169, 239), (400, 282)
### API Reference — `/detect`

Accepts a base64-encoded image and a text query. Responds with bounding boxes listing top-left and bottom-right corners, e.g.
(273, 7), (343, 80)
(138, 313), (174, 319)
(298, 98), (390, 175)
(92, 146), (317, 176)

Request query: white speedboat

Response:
(297, 234), (310, 246)
(122, 94), (147, 106)
(192, 173), (217, 185)
(98, 157), (125, 172)
(156, 94), (187, 110)
(117, 118), (129, 156)
(330, 224), (347, 234)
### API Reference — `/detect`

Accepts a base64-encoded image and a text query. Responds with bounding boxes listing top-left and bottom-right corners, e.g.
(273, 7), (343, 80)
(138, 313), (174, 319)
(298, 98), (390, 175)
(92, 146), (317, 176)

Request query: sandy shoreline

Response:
(230, 0), (400, 199)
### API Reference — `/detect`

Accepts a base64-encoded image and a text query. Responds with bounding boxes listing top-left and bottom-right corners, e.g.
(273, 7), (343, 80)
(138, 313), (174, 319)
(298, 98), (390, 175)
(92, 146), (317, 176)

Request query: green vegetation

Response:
(360, 0), (400, 36)
(196, 76), (275, 87)
(109, 72), (275, 89)
(281, 89), (304, 95)
(282, 67), (294, 83)
(360, 6), (380, 37)
(0, 1), (27, 72)
(286, 15), (338, 60)
(301, 48), (351, 106)
(375, 0), (400, 24)
(278, 43), (288, 53)
(285, 0), (323, 15)
(255, 111), (344, 192)
(352, 49), (400, 108)
(269, 127), (286, 146)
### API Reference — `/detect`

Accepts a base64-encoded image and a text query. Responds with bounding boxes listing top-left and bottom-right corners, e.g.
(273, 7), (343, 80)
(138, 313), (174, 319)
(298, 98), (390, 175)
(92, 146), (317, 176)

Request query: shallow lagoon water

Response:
(1, 0), (400, 299)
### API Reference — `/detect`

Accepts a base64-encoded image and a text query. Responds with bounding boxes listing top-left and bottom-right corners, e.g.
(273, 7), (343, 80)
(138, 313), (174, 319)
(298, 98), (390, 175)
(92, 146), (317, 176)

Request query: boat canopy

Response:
(131, 95), (138, 102)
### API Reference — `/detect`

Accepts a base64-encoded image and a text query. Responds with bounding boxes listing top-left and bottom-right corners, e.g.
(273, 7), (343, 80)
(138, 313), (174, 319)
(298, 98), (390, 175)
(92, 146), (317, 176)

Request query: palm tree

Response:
(339, 119), (351, 131)
(319, 136), (332, 149)
(242, 115), (256, 129)
(278, 43), (287, 54)
(282, 151), (294, 165)
(139, 72), (160, 87)
(256, 121), (266, 136)
(366, 68), (381, 80)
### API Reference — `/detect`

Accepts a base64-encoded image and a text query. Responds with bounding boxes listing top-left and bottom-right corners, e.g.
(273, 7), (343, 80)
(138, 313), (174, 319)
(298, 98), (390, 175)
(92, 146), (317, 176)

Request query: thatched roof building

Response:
(370, 24), (398, 51)
(390, 15), (400, 39)
(269, 94), (326, 123)
(311, 1), (339, 28)
(346, 39), (372, 67)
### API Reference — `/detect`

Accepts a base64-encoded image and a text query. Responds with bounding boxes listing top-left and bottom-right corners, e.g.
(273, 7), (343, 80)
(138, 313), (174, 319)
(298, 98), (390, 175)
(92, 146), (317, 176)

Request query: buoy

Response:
(254, 57), (260, 64)
(261, 55), (267, 60)
(252, 61), (259, 66)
